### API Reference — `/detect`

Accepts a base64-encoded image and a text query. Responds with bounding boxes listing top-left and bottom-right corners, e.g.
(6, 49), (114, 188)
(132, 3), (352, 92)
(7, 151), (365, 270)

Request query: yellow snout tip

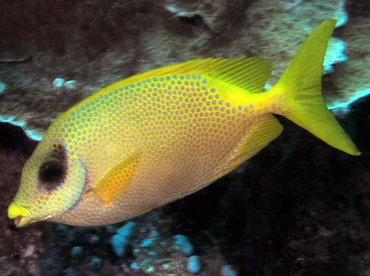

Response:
(8, 202), (29, 227)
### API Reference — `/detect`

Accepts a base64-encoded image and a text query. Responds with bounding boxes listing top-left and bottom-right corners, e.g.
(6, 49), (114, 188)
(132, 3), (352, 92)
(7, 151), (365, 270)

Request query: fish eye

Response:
(39, 160), (65, 186)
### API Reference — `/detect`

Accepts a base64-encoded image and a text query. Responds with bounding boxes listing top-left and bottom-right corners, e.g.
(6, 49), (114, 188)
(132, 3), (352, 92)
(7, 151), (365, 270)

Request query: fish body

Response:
(8, 19), (360, 227)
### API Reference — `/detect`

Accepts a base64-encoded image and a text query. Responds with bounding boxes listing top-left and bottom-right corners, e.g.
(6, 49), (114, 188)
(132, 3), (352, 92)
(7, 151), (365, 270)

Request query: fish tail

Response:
(268, 19), (360, 156)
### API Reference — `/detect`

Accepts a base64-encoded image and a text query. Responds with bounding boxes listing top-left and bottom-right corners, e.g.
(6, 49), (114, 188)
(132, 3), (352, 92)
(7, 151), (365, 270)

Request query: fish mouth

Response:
(8, 202), (30, 228)
(13, 216), (27, 227)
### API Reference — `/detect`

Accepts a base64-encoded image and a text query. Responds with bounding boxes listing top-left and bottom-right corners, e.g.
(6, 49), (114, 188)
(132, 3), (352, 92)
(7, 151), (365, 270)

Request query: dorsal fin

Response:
(104, 58), (272, 94)
(195, 58), (272, 93)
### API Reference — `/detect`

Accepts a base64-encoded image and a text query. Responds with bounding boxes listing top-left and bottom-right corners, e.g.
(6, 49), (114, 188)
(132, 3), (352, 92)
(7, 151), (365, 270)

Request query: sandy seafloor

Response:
(1, 1), (370, 275)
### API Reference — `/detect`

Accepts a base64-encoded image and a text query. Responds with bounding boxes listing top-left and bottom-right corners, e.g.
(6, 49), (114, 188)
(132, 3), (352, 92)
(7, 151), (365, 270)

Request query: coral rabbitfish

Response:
(8, 19), (360, 227)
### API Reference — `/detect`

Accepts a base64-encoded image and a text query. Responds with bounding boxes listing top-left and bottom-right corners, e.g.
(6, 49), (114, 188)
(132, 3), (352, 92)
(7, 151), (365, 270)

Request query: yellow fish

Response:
(8, 19), (360, 227)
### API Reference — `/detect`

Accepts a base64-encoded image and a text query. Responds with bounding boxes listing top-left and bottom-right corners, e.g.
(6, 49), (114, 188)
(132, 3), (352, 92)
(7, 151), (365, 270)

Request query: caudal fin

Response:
(269, 19), (360, 156)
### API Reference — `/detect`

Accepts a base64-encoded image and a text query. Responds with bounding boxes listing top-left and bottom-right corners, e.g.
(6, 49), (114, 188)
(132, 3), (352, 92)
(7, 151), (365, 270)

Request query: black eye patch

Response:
(39, 161), (64, 185)
(38, 143), (67, 190)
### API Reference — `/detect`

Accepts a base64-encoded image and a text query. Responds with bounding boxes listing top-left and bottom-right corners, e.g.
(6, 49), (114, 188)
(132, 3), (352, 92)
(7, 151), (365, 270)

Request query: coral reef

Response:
(329, 17), (370, 113)
(1, 0), (370, 275)
(164, 0), (229, 34)
(0, 0), (357, 141)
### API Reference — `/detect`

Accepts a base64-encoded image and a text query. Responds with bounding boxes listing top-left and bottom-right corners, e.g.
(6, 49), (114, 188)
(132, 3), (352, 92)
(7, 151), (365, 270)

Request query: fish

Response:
(8, 19), (360, 227)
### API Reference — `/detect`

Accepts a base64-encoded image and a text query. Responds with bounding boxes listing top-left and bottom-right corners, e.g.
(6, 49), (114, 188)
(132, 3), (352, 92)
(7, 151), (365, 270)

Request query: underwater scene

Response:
(1, 0), (370, 275)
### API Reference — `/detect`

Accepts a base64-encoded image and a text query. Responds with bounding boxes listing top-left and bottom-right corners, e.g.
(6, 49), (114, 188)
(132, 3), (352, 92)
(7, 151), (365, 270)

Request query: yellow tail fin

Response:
(269, 19), (360, 156)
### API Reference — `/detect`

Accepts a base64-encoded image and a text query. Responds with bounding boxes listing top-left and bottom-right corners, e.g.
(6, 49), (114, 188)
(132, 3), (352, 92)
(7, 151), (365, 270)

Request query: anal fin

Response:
(217, 114), (283, 178)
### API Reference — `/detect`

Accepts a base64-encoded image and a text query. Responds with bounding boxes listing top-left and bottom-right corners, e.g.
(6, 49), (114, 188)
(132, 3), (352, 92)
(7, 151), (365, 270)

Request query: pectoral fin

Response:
(93, 151), (143, 207)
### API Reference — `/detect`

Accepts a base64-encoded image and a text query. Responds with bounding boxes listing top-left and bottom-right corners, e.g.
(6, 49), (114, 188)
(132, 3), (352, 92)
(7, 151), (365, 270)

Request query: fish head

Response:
(8, 130), (86, 227)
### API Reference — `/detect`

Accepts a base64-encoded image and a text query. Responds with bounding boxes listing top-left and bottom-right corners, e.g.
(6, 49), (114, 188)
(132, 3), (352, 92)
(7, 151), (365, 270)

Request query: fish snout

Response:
(8, 202), (30, 227)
